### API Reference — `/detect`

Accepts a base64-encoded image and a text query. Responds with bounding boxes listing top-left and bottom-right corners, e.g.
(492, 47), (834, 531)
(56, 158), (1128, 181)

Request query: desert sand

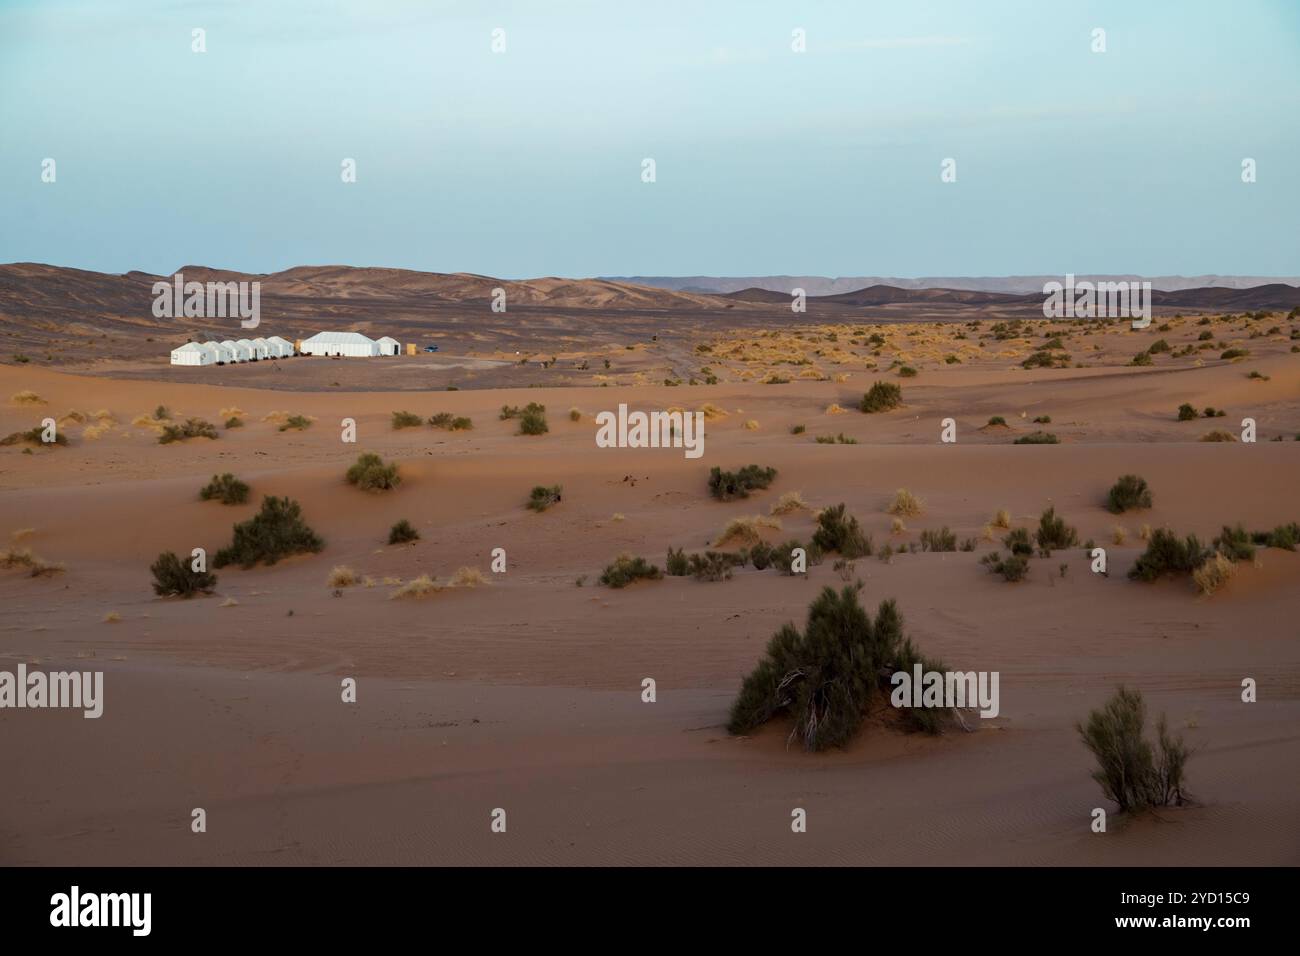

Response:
(2, 307), (1298, 865)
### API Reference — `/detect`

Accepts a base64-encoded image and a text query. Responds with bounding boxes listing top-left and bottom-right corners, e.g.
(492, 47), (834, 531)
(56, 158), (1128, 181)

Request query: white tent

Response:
(252, 337), (277, 359)
(221, 339), (251, 362)
(170, 342), (214, 366)
(239, 338), (268, 360)
(376, 336), (401, 356)
(300, 331), (380, 357)
(266, 336), (295, 358)
(206, 341), (234, 364)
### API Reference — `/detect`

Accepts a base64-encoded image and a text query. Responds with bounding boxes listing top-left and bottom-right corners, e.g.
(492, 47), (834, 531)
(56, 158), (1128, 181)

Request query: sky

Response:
(1, 0), (1298, 278)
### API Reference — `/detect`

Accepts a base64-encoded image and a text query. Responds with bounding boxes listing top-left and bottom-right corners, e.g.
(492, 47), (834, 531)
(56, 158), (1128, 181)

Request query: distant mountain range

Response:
(610, 275), (1300, 296)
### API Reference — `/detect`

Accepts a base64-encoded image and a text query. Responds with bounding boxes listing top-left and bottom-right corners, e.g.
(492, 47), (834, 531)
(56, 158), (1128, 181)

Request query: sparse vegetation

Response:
(328, 565), (358, 588)
(527, 484), (563, 512)
(518, 403), (548, 435)
(159, 418), (218, 444)
(769, 490), (808, 515)
(150, 551), (216, 597)
(1034, 506), (1078, 554)
(1192, 553), (1235, 595)
(278, 414), (313, 432)
(429, 412), (472, 430)
(726, 585), (951, 751)
(1107, 474), (1152, 513)
(346, 452), (400, 491)
(391, 410), (423, 429)
(980, 551), (1029, 582)
(811, 504), (872, 558)
(599, 553), (662, 588)
(920, 527), (957, 552)
(0, 546), (65, 577)
(199, 473), (250, 505)
(708, 464), (777, 501)
(1200, 430), (1236, 442)
(859, 381), (903, 413)
(1129, 528), (1208, 582)
(665, 547), (689, 576)
(388, 519), (419, 545)
(212, 496), (324, 569)
(1077, 686), (1190, 812)
(1, 427), (67, 447)
(886, 488), (923, 518)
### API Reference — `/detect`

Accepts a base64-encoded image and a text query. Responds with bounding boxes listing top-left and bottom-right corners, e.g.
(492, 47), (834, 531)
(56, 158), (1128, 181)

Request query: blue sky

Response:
(1, 0), (1297, 277)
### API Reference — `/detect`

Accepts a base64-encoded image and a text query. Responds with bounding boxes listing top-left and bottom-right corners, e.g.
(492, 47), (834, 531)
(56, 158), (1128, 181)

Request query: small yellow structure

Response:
(406, 343), (417, 356)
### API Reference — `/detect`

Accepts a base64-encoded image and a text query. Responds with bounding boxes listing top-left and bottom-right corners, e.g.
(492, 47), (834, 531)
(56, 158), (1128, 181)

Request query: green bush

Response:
(688, 551), (735, 582)
(518, 404), (548, 435)
(1003, 527), (1033, 557)
(199, 473), (249, 505)
(212, 496), (324, 569)
(920, 527), (957, 552)
(1213, 524), (1254, 561)
(1107, 474), (1152, 514)
(790, 424), (806, 435)
(665, 546), (689, 576)
(749, 540), (774, 571)
(527, 484), (563, 512)
(1014, 431), (1059, 444)
(346, 452), (400, 491)
(1035, 506), (1078, 554)
(707, 464), (777, 501)
(1148, 338), (1171, 354)
(150, 551), (217, 597)
(225, 416), (244, 429)
(811, 503), (872, 558)
(160, 418), (218, 444)
(898, 366), (918, 378)
(1077, 686), (1190, 812)
(980, 551), (1029, 581)
(388, 519), (419, 545)
(1130, 351), (1153, 367)
(1253, 522), (1300, 551)
(859, 381), (903, 413)
(1129, 528), (1208, 581)
(1032, 415), (1052, 424)
(987, 416), (1007, 426)
(727, 585), (949, 750)
(600, 553), (662, 588)
(278, 415), (312, 432)
(391, 410), (423, 429)
(1220, 348), (1248, 360)
(1177, 403), (1198, 421)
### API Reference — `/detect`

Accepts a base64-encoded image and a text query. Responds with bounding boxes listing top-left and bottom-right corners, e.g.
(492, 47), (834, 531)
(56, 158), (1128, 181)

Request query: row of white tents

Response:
(170, 332), (404, 366)
(170, 336), (296, 366)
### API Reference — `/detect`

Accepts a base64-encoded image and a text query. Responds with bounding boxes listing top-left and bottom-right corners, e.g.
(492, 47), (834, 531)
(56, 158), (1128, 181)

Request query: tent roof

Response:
(171, 342), (204, 352)
(376, 336), (400, 344)
(301, 331), (376, 345)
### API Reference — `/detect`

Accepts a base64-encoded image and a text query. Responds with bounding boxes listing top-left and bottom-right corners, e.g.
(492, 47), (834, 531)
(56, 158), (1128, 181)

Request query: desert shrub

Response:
(727, 586), (949, 750)
(1200, 430), (1236, 442)
(1076, 686), (1190, 812)
(714, 514), (780, 547)
(0, 547), (64, 577)
(815, 433), (857, 444)
(859, 381), (902, 413)
(600, 553), (662, 588)
(346, 452), (400, 491)
(388, 519), (419, 544)
(771, 539), (807, 575)
(898, 366), (918, 378)
(987, 416), (1007, 426)
(225, 416), (244, 429)
(1203, 406), (1226, 418)
(1021, 350), (1057, 369)
(328, 565), (357, 588)
(959, 538), (976, 552)
(811, 503), (872, 558)
(991, 508), (1011, 529)
(1220, 348), (1248, 360)
(1033, 415), (1052, 424)
(391, 410), (423, 429)
(1002, 527), (1033, 557)
(886, 488), (923, 517)
(1129, 528), (1208, 581)
(1212, 524), (1254, 561)
(980, 551), (1028, 582)
(278, 414), (312, 432)
(1177, 403), (1198, 421)
(212, 496), (324, 569)
(790, 424), (806, 434)
(1149, 338), (1171, 354)
(665, 547), (689, 576)
(154, 405), (171, 420)
(749, 540), (774, 570)
(159, 417), (218, 444)
(708, 464), (777, 501)
(689, 551), (735, 582)
(1130, 350), (1153, 366)
(527, 484), (563, 512)
(769, 490), (808, 515)
(199, 473), (250, 505)
(150, 551), (217, 597)
(1192, 553), (1235, 595)
(920, 527), (956, 552)
(518, 404), (548, 435)
(1106, 474), (1152, 514)
(1013, 431), (1059, 444)
(428, 411), (473, 430)
(1035, 506), (1078, 553)
(10, 390), (44, 405)
(1, 427), (68, 446)
(1253, 522), (1300, 550)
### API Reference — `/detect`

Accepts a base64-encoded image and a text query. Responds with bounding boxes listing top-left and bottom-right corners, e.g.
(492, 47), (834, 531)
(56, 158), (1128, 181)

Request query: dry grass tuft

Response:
(825, 403), (847, 415)
(327, 565), (358, 588)
(991, 508), (1011, 529)
(11, 528), (35, 542)
(713, 514), (782, 547)
(102, 611), (121, 623)
(887, 488), (924, 517)
(389, 566), (484, 599)
(219, 597), (239, 607)
(743, 419), (759, 430)
(611, 512), (626, 522)
(1193, 552), (1236, 595)
(1111, 525), (1128, 545)
(769, 490), (808, 515)
(698, 403), (729, 421)
(0, 547), (64, 577)
(10, 390), (45, 405)
(891, 517), (907, 534)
